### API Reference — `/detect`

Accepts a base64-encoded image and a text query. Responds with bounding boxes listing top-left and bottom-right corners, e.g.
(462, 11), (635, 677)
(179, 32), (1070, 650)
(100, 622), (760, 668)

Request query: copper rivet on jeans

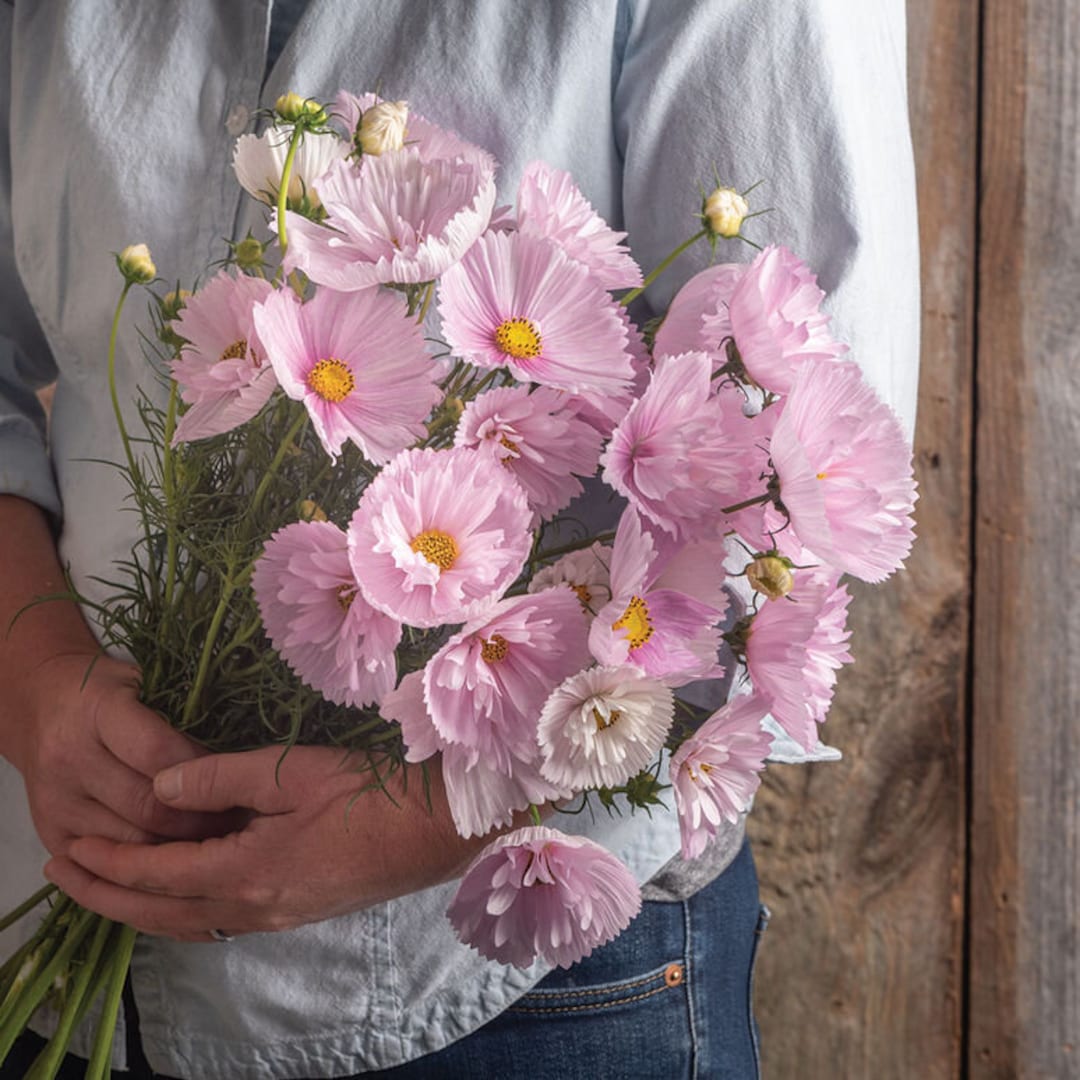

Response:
(664, 963), (684, 987)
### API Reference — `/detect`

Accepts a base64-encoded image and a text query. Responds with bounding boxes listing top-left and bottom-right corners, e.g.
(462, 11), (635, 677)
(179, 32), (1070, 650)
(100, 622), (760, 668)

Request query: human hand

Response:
(42, 745), (481, 942)
(6, 651), (231, 855)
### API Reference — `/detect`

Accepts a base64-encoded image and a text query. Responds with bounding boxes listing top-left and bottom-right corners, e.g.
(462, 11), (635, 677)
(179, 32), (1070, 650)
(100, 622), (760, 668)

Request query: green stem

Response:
(106, 282), (137, 478)
(528, 804), (543, 828)
(0, 907), (96, 1062)
(84, 925), (136, 1080)
(181, 559), (237, 728)
(25, 918), (114, 1080)
(718, 492), (771, 516)
(249, 407), (308, 519)
(275, 125), (305, 258)
(416, 281), (435, 324)
(0, 885), (56, 937)
(161, 380), (180, 613)
(620, 228), (708, 306)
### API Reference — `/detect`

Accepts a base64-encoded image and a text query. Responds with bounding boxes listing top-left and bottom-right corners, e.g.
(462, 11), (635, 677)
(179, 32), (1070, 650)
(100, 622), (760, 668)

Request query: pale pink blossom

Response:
(252, 284), (440, 463)
(438, 230), (635, 397)
(448, 826), (642, 968)
(769, 359), (917, 582)
(232, 126), (349, 209)
(589, 509), (725, 686)
(538, 665), (674, 790)
(744, 568), (853, 750)
(251, 520), (401, 708)
(670, 694), (773, 859)
(601, 352), (759, 539)
(723, 245), (847, 393)
(282, 147), (496, 289)
(169, 272), (277, 445)
(348, 447), (532, 628)
(424, 589), (589, 772)
(516, 160), (642, 290)
(528, 543), (613, 618)
(455, 385), (604, 521)
(653, 263), (745, 362)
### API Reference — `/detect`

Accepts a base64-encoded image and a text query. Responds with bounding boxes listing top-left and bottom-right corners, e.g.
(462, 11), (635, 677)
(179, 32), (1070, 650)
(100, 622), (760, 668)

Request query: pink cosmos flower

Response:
(348, 447), (532, 628)
(516, 160), (642, 290)
(653, 263), (745, 362)
(438, 230), (635, 397)
(589, 509), (725, 686)
(538, 665), (674, 790)
(601, 352), (760, 539)
(528, 542), (613, 618)
(448, 826), (642, 969)
(769, 359), (917, 582)
(251, 520), (401, 708)
(169, 272), (277, 445)
(723, 245), (848, 394)
(282, 147), (496, 289)
(378, 670), (569, 838)
(744, 568), (853, 750)
(252, 284), (440, 463)
(455, 386), (604, 522)
(423, 588), (590, 772)
(670, 694), (773, 859)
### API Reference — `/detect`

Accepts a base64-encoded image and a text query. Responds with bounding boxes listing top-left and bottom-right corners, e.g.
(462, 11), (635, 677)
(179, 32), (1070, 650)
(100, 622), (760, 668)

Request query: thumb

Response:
(154, 747), (295, 815)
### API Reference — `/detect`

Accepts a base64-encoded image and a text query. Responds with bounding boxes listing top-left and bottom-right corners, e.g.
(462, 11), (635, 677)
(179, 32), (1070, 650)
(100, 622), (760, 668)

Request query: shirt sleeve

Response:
(614, 0), (920, 434)
(0, 3), (62, 521)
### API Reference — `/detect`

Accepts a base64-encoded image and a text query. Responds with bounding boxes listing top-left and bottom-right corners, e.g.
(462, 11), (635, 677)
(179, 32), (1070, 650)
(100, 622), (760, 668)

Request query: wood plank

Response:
(970, 0), (1080, 1074)
(748, 2), (978, 1074)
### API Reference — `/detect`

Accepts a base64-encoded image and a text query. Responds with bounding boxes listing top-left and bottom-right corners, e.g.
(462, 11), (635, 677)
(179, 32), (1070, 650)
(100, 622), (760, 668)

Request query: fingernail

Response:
(155, 767), (183, 802)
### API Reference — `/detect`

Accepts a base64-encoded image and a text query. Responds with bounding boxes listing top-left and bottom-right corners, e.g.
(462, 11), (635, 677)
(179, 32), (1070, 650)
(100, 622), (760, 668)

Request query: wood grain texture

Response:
(971, 0), (1080, 1075)
(748, 2), (977, 1075)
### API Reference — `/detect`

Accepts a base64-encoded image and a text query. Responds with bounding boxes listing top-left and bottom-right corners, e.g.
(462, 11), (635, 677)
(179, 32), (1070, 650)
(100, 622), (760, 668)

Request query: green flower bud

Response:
(117, 243), (156, 284)
(275, 91), (327, 126)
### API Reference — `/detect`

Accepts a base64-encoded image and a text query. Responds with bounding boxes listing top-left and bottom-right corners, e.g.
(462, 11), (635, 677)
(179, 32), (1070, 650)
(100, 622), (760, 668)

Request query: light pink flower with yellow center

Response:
(744, 568), (853, 750)
(251, 520), (401, 708)
(455, 385), (604, 522)
(722, 245), (848, 394)
(515, 160), (642, 290)
(423, 588), (590, 773)
(448, 826), (642, 969)
(169, 272), (277, 445)
(253, 284), (440, 463)
(589, 509), (726, 686)
(538, 665), (674, 790)
(769, 359), (917, 582)
(348, 447), (532, 628)
(438, 230), (635, 397)
(670, 694), (773, 859)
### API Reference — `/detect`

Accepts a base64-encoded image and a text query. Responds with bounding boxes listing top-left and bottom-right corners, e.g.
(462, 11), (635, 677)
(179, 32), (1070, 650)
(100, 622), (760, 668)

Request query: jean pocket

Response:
(748, 903), (771, 1077)
(507, 960), (688, 1017)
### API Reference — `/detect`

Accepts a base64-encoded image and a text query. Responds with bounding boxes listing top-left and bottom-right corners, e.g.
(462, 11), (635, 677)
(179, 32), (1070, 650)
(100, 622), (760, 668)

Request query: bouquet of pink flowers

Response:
(0, 89), (916, 1075)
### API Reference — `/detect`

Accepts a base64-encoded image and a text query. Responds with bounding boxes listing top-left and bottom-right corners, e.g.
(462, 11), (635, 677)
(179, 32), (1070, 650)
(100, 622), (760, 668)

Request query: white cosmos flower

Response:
(538, 666), (674, 790)
(528, 543), (613, 617)
(232, 125), (349, 208)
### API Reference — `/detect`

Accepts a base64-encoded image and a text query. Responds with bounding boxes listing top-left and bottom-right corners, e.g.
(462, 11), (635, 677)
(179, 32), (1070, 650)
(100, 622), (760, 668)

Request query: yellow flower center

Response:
(612, 595), (654, 650)
(336, 584), (356, 611)
(591, 706), (622, 731)
(410, 529), (459, 571)
(494, 318), (542, 360)
(499, 434), (520, 457)
(219, 338), (260, 365)
(307, 357), (355, 403)
(816, 471), (828, 480)
(571, 583), (593, 608)
(480, 634), (509, 663)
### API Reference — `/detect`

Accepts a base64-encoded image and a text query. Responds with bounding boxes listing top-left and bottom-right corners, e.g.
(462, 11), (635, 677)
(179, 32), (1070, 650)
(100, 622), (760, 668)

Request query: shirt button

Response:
(225, 104), (251, 136)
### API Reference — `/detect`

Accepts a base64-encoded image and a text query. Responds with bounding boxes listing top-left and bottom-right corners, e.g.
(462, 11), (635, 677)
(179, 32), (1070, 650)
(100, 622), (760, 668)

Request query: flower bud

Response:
(355, 100), (408, 156)
(117, 243), (156, 284)
(299, 499), (328, 522)
(703, 187), (749, 239)
(160, 288), (190, 322)
(746, 554), (794, 600)
(234, 235), (266, 271)
(275, 91), (327, 126)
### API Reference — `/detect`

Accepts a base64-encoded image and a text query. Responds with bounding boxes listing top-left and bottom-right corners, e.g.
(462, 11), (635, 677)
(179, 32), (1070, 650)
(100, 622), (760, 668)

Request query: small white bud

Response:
(117, 243), (156, 284)
(746, 555), (794, 600)
(356, 101), (409, 156)
(704, 187), (749, 239)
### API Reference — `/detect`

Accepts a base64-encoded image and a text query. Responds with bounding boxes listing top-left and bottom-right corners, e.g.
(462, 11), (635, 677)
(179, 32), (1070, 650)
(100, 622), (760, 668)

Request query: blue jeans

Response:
(2, 841), (766, 1079)
(377, 838), (767, 1080)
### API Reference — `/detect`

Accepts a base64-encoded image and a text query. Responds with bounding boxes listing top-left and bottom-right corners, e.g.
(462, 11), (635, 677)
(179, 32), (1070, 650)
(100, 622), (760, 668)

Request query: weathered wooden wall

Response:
(751, 2), (1080, 1076)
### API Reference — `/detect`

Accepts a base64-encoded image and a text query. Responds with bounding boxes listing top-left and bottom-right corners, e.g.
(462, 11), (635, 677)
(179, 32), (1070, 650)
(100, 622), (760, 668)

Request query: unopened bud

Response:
(299, 499), (328, 522)
(746, 554), (794, 600)
(275, 91), (327, 126)
(445, 396), (465, 421)
(117, 243), (156, 284)
(234, 235), (266, 271)
(356, 100), (408, 156)
(160, 288), (190, 322)
(704, 187), (749, 239)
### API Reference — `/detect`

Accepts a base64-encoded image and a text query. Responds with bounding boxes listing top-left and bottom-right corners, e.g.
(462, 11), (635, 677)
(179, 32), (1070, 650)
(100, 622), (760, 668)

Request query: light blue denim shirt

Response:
(0, 2), (918, 1075)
